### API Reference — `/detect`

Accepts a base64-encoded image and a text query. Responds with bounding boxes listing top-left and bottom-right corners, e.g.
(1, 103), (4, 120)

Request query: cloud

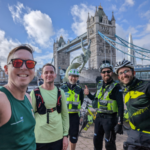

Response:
(71, 4), (95, 36)
(0, 28), (42, 69)
(116, 24), (127, 39)
(127, 26), (138, 35)
(30, 44), (42, 53)
(126, 0), (135, 6)
(119, 0), (135, 12)
(146, 23), (150, 32)
(0, 30), (20, 67)
(136, 25), (145, 29)
(23, 10), (54, 47)
(56, 28), (70, 41)
(34, 52), (53, 69)
(111, 5), (117, 11)
(122, 19), (128, 24)
(138, 0), (148, 9)
(140, 10), (150, 20)
(8, 2), (24, 22)
(9, 2), (55, 48)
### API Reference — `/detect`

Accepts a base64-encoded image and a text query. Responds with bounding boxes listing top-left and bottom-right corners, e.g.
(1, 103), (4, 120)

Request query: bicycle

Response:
(79, 99), (96, 139)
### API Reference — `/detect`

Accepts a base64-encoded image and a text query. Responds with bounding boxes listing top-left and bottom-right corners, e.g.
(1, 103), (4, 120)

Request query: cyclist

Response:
(61, 69), (84, 150)
(115, 59), (150, 150)
(0, 45), (36, 150)
(84, 63), (124, 150)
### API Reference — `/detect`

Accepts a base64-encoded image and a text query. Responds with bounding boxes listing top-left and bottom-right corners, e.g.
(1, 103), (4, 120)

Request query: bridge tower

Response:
(53, 36), (70, 74)
(87, 4), (116, 69)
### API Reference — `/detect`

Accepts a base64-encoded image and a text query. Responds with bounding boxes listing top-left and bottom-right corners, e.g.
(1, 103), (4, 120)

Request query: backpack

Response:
(34, 87), (62, 114)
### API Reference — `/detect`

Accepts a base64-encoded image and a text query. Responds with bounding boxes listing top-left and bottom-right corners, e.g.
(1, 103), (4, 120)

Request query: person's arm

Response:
(30, 90), (37, 113)
(113, 84), (124, 124)
(80, 88), (84, 105)
(87, 92), (96, 100)
(145, 82), (150, 97)
(0, 92), (10, 127)
(25, 93), (32, 105)
(0, 93), (4, 127)
(61, 90), (69, 150)
(60, 90), (69, 136)
(84, 85), (96, 100)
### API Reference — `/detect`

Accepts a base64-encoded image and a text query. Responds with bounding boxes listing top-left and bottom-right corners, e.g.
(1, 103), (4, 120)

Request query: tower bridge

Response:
(53, 4), (116, 78)
(53, 4), (150, 83)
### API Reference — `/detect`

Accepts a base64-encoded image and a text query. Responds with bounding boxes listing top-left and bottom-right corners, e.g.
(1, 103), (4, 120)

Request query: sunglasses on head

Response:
(101, 70), (112, 74)
(8, 59), (37, 69)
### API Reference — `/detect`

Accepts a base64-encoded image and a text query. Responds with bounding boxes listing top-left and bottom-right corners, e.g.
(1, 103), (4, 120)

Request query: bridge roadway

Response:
(57, 32), (87, 53)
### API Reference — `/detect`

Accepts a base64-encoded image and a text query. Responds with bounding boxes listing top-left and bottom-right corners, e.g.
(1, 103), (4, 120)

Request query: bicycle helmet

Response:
(68, 69), (79, 76)
(99, 63), (113, 72)
(114, 59), (134, 74)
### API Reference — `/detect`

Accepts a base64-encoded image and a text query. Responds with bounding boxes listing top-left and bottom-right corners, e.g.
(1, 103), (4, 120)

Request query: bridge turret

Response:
(87, 13), (90, 41)
(58, 36), (66, 47)
(94, 6), (99, 23)
(111, 11), (115, 26)
(111, 12), (116, 35)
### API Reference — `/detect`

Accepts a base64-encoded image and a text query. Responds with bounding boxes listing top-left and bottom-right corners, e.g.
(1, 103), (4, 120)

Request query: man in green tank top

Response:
(0, 45), (36, 150)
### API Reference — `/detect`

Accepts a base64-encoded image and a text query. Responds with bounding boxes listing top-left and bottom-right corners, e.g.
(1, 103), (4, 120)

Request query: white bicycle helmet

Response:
(114, 59), (134, 74)
(68, 69), (79, 76)
(100, 63), (113, 72)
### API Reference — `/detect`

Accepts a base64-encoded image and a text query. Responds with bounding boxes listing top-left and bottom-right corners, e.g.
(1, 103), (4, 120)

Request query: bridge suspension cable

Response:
(98, 31), (150, 61)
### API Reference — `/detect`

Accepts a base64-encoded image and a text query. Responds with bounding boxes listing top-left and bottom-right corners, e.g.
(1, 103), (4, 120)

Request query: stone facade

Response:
(53, 36), (70, 74)
(79, 68), (100, 83)
(87, 5), (116, 69)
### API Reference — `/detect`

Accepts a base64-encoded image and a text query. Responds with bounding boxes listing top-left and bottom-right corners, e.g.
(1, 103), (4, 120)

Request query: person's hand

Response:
(80, 117), (83, 125)
(62, 136), (68, 150)
(114, 124), (123, 134)
(84, 85), (89, 95)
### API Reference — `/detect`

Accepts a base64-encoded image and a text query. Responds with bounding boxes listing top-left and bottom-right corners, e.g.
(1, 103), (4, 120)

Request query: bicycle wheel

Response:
(123, 121), (131, 130)
(79, 115), (95, 139)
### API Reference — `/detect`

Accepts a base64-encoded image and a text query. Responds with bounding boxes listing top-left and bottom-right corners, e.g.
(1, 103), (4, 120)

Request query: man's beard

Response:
(122, 74), (134, 85)
(103, 75), (112, 83)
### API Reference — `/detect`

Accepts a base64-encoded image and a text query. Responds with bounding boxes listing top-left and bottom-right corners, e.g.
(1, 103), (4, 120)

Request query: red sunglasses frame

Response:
(8, 59), (37, 69)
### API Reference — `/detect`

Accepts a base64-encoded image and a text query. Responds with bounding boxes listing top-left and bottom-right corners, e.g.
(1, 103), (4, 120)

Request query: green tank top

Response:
(0, 87), (36, 150)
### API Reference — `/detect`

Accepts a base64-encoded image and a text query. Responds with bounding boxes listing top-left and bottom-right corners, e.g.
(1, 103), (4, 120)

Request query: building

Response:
(134, 65), (150, 80)
(87, 4), (116, 69)
(128, 33), (136, 65)
(53, 4), (116, 83)
(0, 64), (8, 82)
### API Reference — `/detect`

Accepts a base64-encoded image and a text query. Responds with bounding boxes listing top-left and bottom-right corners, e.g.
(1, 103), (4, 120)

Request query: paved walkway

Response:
(67, 125), (128, 150)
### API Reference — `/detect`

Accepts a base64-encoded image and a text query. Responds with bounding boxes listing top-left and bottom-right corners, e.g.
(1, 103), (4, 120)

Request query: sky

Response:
(0, 0), (150, 70)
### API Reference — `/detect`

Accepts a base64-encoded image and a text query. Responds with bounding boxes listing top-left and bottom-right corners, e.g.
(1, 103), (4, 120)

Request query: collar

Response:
(67, 82), (77, 90)
(122, 77), (138, 91)
(102, 79), (113, 88)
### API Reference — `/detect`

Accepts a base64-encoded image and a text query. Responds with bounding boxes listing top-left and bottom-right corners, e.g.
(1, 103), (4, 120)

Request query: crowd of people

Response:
(0, 45), (150, 150)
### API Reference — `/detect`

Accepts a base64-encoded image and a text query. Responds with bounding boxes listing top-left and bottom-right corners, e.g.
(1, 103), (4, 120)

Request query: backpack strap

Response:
(34, 87), (46, 114)
(34, 87), (62, 114)
(57, 87), (62, 113)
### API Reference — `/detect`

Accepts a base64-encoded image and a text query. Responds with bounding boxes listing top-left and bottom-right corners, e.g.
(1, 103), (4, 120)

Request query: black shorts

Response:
(36, 139), (63, 150)
(69, 113), (80, 143)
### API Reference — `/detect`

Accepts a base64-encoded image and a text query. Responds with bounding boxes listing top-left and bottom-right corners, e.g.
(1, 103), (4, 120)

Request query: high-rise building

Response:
(128, 33), (136, 65)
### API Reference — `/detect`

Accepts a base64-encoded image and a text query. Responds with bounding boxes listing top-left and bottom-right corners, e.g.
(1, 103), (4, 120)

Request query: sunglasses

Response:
(101, 70), (112, 74)
(8, 59), (37, 69)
